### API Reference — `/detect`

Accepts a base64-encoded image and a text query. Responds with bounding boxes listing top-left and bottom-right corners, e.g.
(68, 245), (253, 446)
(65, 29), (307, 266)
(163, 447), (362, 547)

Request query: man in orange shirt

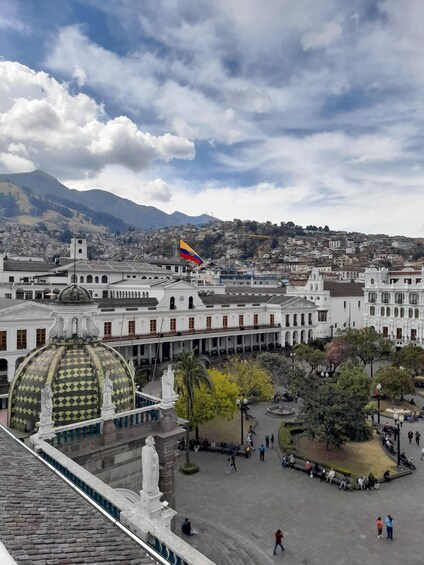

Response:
(273, 529), (285, 555)
(376, 517), (383, 539)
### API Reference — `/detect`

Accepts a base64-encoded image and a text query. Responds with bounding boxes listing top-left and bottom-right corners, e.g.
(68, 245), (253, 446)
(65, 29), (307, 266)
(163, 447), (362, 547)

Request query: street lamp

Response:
(375, 383), (382, 425)
(290, 352), (295, 371)
(393, 412), (405, 470)
(236, 396), (248, 446)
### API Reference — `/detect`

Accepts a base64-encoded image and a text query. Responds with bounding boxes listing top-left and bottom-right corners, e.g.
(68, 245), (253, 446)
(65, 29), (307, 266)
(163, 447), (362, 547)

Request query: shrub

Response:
(179, 464), (200, 475)
(334, 467), (352, 477)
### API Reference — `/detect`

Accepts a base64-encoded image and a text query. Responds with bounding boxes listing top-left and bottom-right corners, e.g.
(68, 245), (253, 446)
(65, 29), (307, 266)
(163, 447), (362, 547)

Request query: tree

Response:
(325, 338), (352, 373)
(255, 352), (291, 388)
(301, 383), (371, 449)
(226, 357), (274, 400)
(374, 366), (416, 401)
(341, 327), (392, 377)
(175, 351), (213, 468)
(392, 344), (424, 377)
(336, 363), (370, 401)
(293, 344), (327, 376)
(175, 368), (239, 439)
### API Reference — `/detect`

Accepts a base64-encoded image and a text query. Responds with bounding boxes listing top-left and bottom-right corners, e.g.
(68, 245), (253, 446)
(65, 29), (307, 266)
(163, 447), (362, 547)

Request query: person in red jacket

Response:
(273, 529), (285, 555)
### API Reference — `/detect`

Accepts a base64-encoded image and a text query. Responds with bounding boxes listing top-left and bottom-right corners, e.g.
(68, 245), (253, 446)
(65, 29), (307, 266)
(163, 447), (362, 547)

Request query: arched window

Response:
(395, 293), (404, 304)
(409, 308), (413, 318)
(381, 307), (385, 316)
(102, 275), (108, 283)
(386, 307), (391, 316)
(95, 276), (99, 284)
(71, 274), (77, 283)
(370, 278), (375, 285)
(415, 308), (419, 318)
(382, 292), (390, 304)
(370, 306), (375, 316)
(400, 308), (404, 317)
(170, 297), (176, 310)
(368, 292), (377, 303)
(79, 276), (84, 283)
(394, 307), (399, 317)
(315, 284), (318, 291)
(310, 284), (313, 290)
(410, 293), (418, 305)
(189, 296), (194, 310)
(87, 275), (93, 283)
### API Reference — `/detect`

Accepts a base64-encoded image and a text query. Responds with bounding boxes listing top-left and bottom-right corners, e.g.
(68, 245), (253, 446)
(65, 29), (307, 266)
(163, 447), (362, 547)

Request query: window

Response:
(36, 328), (46, 347)
(239, 315), (244, 327)
(395, 293), (404, 304)
(382, 292), (390, 304)
(35, 291), (42, 299)
(270, 314), (275, 326)
(150, 320), (157, 334)
(189, 317), (195, 331)
(95, 276), (99, 284)
(71, 274), (77, 284)
(80, 276), (85, 283)
(409, 308), (413, 318)
(317, 311), (328, 322)
(344, 301), (347, 309)
(396, 328), (402, 340)
(104, 322), (112, 337)
(400, 308), (404, 318)
(387, 307), (391, 316)
(285, 314), (290, 327)
(394, 307), (399, 317)
(368, 293), (376, 303)
(24, 291), (33, 300)
(206, 316), (212, 330)
(188, 296), (194, 310)
(16, 330), (27, 350)
(254, 314), (258, 325)
(411, 329), (417, 341)
(223, 315), (228, 328)
(381, 307), (385, 316)
(8, 276), (14, 282)
(170, 297), (176, 310)
(370, 306), (375, 316)
(308, 313), (312, 325)
(0, 331), (6, 351)
(358, 300), (361, 308)
(410, 293), (418, 305)
(370, 278), (375, 285)
(383, 326), (388, 337)
(128, 320), (135, 336)
(415, 308), (419, 319)
(170, 318), (176, 332)
(301, 314), (305, 326)
(87, 275), (93, 283)
(102, 275), (108, 283)
(293, 314), (297, 326)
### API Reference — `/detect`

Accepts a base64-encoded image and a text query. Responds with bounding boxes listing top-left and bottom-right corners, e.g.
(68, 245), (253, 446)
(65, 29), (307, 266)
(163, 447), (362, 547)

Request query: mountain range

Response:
(0, 170), (215, 233)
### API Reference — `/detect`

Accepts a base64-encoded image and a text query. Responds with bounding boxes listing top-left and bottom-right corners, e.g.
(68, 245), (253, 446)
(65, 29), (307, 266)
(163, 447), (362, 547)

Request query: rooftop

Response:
(0, 426), (150, 564)
(323, 281), (364, 297)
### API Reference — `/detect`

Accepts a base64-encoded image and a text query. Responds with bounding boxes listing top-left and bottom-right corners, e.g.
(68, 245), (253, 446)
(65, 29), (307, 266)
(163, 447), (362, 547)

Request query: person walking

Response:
(259, 444), (265, 462)
(408, 430), (413, 444)
(376, 517), (383, 539)
(265, 434), (270, 448)
(271, 433), (275, 448)
(415, 431), (421, 446)
(230, 453), (237, 472)
(385, 515), (394, 540)
(273, 529), (285, 555)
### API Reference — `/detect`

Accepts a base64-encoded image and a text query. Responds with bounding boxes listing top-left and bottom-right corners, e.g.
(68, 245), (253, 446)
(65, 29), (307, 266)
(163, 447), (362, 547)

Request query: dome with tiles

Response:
(8, 339), (135, 432)
(58, 283), (92, 304)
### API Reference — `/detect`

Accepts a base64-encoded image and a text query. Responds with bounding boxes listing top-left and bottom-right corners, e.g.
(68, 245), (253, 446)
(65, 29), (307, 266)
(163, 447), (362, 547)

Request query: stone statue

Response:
(161, 365), (175, 401)
(40, 384), (53, 421)
(102, 373), (114, 407)
(128, 359), (136, 381)
(141, 435), (160, 495)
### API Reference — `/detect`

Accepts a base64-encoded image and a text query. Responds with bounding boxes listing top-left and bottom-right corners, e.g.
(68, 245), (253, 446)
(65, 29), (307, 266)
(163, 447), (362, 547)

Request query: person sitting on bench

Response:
(181, 518), (197, 535)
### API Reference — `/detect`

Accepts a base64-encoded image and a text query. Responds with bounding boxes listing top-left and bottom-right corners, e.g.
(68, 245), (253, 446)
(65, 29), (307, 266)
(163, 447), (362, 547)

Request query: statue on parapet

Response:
(40, 384), (53, 421)
(141, 435), (160, 495)
(102, 372), (114, 407)
(161, 365), (176, 401)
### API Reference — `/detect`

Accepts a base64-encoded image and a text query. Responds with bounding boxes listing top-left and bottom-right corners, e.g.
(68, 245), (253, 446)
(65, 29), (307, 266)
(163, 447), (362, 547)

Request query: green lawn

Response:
(191, 413), (248, 445)
(368, 398), (419, 417)
(295, 433), (396, 480)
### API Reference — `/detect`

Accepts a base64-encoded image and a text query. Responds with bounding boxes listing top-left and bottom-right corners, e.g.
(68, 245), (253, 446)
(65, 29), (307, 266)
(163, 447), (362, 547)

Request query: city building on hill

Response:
(364, 266), (424, 346)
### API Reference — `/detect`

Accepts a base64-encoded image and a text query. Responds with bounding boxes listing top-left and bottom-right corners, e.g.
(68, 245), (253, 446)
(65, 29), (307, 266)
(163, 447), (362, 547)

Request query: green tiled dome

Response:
(8, 338), (135, 432)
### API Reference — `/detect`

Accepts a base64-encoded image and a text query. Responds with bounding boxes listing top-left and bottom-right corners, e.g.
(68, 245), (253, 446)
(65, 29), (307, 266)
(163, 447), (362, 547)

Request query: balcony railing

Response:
(103, 323), (280, 342)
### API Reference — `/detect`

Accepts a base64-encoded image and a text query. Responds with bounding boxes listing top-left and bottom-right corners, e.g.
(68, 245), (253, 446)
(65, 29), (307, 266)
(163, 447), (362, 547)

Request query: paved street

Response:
(175, 400), (424, 565)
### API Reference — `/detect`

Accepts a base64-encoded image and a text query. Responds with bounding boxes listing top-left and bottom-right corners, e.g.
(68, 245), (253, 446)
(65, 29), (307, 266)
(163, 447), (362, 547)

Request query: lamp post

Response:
(290, 352), (295, 372)
(393, 412), (405, 470)
(375, 383), (382, 425)
(236, 396), (248, 446)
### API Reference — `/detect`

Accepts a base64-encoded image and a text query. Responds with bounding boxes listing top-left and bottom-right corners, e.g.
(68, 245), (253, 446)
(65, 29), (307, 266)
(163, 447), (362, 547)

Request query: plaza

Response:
(175, 400), (424, 565)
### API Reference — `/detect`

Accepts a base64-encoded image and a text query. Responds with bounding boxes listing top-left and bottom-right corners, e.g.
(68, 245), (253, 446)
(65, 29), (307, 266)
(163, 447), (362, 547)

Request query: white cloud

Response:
(0, 61), (194, 178)
(144, 178), (172, 202)
(301, 21), (343, 51)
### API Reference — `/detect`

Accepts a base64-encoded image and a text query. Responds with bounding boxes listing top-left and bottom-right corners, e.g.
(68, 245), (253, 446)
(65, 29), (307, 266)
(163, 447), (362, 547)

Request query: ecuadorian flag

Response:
(179, 239), (203, 265)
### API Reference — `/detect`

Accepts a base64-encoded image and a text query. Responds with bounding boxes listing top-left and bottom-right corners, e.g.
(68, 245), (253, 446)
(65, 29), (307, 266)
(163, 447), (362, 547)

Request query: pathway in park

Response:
(175, 398), (424, 565)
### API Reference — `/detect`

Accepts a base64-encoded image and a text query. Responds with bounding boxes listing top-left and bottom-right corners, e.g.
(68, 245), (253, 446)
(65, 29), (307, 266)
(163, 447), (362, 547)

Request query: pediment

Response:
(0, 302), (53, 321)
(282, 297), (317, 310)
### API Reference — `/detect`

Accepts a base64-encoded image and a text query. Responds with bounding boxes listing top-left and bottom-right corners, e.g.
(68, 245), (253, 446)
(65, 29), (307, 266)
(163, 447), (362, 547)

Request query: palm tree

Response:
(175, 350), (213, 469)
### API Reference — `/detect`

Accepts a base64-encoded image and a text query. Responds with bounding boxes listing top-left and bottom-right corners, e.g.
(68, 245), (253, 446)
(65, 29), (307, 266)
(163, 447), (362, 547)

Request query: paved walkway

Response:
(175, 399), (424, 565)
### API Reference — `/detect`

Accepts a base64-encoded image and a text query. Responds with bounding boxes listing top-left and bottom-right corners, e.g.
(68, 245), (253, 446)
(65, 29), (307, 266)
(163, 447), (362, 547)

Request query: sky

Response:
(0, 0), (424, 235)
